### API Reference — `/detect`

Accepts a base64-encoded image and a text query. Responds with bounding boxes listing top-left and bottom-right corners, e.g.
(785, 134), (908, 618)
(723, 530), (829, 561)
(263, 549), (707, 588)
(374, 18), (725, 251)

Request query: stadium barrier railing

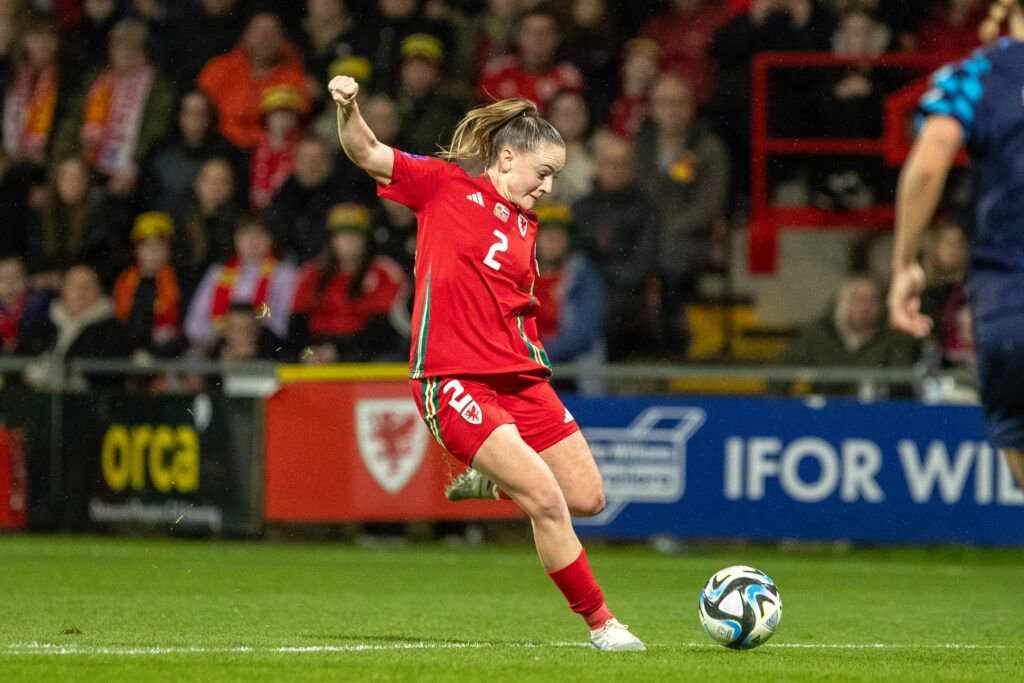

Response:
(0, 355), (979, 400)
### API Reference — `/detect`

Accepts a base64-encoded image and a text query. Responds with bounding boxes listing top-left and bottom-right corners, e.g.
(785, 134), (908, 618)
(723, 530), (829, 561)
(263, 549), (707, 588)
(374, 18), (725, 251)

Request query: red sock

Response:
(547, 548), (614, 630)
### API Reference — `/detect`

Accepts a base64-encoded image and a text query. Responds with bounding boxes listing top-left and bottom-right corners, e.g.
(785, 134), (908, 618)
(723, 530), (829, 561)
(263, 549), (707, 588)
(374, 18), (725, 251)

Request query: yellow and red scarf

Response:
(112, 264), (180, 329)
(81, 65), (153, 173)
(2, 65), (57, 159)
(210, 256), (277, 331)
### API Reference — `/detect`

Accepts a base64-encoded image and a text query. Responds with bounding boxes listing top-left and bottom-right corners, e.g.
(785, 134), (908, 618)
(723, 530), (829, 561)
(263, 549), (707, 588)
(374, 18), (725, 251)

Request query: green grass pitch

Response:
(1, 534), (1022, 681)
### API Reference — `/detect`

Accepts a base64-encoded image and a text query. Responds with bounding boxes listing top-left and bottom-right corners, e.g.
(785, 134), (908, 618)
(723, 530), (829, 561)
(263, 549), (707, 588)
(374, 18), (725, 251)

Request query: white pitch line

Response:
(2, 641), (1020, 656)
(1, 641), (590, 656)
(683, 642), (1018, 650)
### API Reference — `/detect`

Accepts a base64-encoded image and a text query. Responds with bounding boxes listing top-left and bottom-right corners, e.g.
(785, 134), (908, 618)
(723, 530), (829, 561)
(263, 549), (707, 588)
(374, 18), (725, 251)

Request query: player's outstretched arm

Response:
(889, 114), (963, 338)
(329, 75), (395, 186)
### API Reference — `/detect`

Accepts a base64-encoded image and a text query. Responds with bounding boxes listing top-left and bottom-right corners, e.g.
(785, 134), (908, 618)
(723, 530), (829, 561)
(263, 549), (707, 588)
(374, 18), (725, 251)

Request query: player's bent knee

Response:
(569, 488), (605, 517)
(521, 484), (570, 526)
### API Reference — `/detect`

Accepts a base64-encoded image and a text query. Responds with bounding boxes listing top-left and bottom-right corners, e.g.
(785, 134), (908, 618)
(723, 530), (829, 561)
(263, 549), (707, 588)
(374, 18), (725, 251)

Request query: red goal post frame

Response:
(264, 364), (522, 522)
(748, 51), (965, 273)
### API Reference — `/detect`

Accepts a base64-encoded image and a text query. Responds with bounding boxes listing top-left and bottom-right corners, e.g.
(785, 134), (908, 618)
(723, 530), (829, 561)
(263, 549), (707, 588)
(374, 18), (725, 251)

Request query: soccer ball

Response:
(698, 565), (782, 650)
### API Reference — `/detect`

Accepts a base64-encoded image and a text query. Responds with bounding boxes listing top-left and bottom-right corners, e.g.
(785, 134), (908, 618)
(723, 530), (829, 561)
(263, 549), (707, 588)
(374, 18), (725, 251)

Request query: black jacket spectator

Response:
(265, 137), (344, 264)
(14, 265), (131, 390)
(141, 91), (245, 218)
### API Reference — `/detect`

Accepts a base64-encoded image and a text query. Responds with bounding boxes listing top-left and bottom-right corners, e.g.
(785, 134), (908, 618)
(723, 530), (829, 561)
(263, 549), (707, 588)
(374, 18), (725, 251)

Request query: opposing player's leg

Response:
(471, 424), (644, 651)
(974, 314), (1024, 494)
(1000, 448), (1024, 491)
(537, 430), (605, 517)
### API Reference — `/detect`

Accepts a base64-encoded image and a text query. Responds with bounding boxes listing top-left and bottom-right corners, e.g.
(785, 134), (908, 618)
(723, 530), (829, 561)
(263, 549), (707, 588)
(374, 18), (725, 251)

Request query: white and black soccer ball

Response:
(699, 565), (782, 650)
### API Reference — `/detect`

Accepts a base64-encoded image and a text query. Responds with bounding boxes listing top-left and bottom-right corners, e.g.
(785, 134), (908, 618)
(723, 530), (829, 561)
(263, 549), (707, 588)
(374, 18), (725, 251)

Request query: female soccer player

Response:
(889, 0), (1024, 490)
(328, 75), (644, 651)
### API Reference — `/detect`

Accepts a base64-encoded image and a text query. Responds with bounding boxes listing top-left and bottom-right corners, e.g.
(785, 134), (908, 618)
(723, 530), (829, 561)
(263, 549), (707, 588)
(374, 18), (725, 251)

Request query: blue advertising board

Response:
(561, 396), (1024, 546)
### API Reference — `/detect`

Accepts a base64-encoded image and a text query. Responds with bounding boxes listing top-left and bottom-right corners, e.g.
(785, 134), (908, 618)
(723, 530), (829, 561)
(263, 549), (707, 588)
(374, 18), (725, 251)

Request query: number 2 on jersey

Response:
(483, 230), (507, 271)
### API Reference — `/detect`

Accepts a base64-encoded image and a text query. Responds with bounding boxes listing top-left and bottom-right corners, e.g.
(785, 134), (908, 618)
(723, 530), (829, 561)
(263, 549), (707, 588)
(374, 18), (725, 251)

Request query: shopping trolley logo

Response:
(355, 399), (429, 494)
(577, 407), (706, 525)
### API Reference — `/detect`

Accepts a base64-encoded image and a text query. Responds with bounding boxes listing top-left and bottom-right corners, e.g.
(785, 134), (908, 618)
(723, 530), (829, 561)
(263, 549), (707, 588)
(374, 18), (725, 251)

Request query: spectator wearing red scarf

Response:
(59, 19), (176, 198)
(1, 19), (66, 166)
(183, 214), (297, 351)
(249, 85), (307, 210)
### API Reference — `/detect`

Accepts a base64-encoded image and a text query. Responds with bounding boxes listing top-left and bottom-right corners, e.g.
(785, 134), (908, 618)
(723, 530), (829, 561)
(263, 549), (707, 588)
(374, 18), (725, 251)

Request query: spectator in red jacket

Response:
(197, 12), (309, 149)
(478, 9), (584, 112)
(288, 202), (410, 363)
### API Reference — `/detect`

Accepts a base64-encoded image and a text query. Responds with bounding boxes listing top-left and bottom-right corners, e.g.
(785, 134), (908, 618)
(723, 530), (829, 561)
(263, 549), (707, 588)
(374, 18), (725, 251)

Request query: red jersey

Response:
(292, 256), (407, 336)
(379, 148), (550, 379)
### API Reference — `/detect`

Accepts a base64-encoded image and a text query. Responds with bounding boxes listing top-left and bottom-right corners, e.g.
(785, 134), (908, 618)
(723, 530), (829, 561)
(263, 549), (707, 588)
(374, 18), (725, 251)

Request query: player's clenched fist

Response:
(328, 75), (358, 106)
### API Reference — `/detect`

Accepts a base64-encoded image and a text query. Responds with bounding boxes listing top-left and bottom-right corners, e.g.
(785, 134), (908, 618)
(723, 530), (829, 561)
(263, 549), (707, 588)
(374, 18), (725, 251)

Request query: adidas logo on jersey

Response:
(467, 192), (484, 206)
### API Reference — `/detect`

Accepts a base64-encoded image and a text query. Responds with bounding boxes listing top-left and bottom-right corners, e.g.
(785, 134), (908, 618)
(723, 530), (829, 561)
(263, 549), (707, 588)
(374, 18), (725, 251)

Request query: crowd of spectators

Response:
(0, 0), (988, 393)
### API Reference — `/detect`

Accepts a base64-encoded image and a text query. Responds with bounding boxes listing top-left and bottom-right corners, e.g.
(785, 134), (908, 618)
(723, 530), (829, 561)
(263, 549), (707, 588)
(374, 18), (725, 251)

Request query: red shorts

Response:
(410, 373), (579, 465)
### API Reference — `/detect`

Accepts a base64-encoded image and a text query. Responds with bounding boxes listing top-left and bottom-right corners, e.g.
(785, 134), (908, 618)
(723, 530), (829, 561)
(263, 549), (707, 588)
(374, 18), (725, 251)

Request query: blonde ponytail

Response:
(438, 98), (564, 166)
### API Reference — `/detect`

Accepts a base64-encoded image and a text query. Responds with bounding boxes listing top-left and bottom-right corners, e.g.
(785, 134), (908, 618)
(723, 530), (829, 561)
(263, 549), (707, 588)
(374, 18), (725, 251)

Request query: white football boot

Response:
(444, 468), (500, 501)
(590, 618), (646, 651)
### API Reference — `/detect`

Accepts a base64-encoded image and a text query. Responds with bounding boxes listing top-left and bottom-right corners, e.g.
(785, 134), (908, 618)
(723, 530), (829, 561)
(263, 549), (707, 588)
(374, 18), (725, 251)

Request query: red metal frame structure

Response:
(748, 52), (959, 273)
